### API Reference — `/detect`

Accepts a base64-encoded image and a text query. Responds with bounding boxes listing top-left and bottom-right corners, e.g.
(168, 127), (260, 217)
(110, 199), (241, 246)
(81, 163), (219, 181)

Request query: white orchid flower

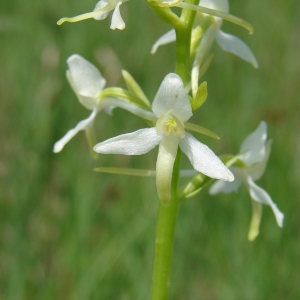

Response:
(57, 0), (127, 30)
(209, 121), (284, 241)
(94, 73), (234, 205)
(151, 0), (258, 68)
(54, 54), (154, 153)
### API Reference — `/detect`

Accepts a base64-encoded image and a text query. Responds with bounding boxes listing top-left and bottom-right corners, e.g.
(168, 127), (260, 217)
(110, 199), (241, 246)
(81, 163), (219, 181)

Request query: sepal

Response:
(99, 87), (151, 110)
(184, 122), (219, 140)
(121, 70), (150, 107)
(191, 81), (207, 111)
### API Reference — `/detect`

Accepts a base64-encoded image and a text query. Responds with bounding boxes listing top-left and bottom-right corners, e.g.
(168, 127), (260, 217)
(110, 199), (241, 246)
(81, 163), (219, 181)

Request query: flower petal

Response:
(110, 1), (125, 30)
(179, 133), (234, 181)
(249, 140), (272, 181)
(156, 135), (179, 205)
(200, 0), (229, 13)
(67, 54), (106, 110)
(240, 121), (267, 165)
(151, 29), (176, 54)
(53, 109), (97, 153)
(93, 128), (161, 155)
(152, 73), (192, 122)
(99, 97), (156, 121)
(93, 1), (110, 20)
(209, 176), (241, 195)
(247, 176), (284, 227)
(215, 30), (258, 68)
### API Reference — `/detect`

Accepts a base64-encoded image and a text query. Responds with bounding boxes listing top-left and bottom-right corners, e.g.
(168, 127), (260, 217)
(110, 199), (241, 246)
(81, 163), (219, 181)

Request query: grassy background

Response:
(1, 0), (299, 299)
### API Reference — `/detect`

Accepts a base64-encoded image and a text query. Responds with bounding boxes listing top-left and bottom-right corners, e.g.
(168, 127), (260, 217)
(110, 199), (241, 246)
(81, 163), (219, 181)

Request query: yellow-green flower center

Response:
(156, 111), (185, 138)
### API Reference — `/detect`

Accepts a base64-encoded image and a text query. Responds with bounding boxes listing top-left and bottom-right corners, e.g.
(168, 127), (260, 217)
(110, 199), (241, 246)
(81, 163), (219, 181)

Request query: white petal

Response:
(249, 140), (272, 181)
(93, 128), (161, 155)
(93, 1), (110, 20)
(53, 109), (97, 153)
(67, 54), (106, 109)
(240, 121), (267, 165)
(151, 29), (176, 54)
(200, 0), (229, 13)
(215, 30), (258, 68)
(156, 135), (179, 205)
(247, 176), (284, 227)
(199, 0), (229, 26)
(209, 176), (241, 195)
(110, 1), (125, 30)
(179, 133), (234, 181)
(152, 73), (192, 122)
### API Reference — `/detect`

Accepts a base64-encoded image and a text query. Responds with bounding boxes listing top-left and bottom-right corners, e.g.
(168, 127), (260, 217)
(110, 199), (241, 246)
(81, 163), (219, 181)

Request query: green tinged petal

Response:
(177, 2), (254, 34)
(99, 87), (151, 110)
(191, 81), (208, 111)
(184, 121), (219, 140)
(121, 70), (150, 107)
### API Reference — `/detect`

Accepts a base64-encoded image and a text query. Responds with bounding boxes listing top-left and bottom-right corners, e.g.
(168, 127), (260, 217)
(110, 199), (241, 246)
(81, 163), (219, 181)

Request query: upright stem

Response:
(150, 2), (198, 299)
(151, 150), (182, 300)
(176, 0), (198, 85)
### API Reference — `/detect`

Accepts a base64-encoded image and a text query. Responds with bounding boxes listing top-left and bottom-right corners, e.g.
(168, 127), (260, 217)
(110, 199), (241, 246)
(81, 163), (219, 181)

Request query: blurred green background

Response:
(1, 0), (299, 299)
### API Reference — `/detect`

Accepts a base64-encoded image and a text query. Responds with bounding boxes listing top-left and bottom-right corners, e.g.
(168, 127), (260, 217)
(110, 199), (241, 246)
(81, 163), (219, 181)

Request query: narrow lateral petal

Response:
(156, 135), (179, 205)
(93, 128), (161, 155)
(215, 30), (258, 68)
(209, 176), (241, 195)
(152, 73), (192, 122)
(247, 176), (284, 227)
(200, 0), (229, 14)
(99, 97), (156, 121)
(240, 121), (267, 165)
(151, 29), (176, 54)
(67, 54), (106, 109)
(179, 133), (234, 181)
(53, 109), (97, 153)
(110, 1), (125, 30)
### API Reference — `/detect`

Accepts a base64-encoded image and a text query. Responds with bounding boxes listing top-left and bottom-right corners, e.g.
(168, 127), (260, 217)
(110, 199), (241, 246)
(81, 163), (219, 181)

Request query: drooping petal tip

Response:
(179, 133), (234, 182)
(110, 1), (125, 30)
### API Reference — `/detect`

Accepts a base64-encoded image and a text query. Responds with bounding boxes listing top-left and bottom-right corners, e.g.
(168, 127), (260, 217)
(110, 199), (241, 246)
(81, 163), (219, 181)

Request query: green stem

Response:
(175, 0), (199, 85)
(150, 2), (198, 299)
(151, 149), (182, 300)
